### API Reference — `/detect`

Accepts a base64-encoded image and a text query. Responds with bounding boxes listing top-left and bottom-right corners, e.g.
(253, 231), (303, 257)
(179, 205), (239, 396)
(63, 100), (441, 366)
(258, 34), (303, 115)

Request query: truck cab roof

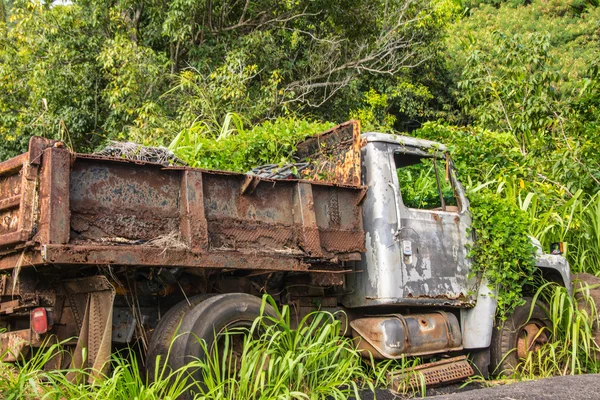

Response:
(362, 132), (448, 152)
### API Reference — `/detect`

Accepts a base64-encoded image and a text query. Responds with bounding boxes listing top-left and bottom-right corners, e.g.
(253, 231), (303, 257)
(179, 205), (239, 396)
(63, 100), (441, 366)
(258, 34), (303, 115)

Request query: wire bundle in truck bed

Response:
(0, 122), (366, 274)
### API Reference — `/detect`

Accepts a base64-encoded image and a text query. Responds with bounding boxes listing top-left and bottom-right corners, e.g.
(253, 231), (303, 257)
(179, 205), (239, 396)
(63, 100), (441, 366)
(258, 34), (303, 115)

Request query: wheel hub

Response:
(516, 321), (548, 359)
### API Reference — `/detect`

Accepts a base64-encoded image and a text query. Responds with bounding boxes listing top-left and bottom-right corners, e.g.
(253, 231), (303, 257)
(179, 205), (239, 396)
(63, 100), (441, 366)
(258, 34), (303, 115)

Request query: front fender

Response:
(536, 254), (572, 296)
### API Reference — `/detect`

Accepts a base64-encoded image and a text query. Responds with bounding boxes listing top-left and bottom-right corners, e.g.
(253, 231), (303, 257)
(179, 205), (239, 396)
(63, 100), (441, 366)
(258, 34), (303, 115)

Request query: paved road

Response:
(354, 374), (600, 399)
(425, 374), (600, 400)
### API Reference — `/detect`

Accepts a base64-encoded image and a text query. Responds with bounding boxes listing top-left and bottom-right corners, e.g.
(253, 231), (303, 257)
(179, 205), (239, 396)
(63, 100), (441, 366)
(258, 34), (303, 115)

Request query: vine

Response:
(468, 189), (537, 320)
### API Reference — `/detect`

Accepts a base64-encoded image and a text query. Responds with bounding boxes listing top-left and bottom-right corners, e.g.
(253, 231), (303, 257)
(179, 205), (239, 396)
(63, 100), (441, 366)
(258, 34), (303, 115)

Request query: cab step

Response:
(389, 355), (474, 392)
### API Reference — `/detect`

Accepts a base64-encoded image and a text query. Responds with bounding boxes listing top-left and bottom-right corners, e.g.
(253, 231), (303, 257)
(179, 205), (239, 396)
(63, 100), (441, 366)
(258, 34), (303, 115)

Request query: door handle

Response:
(387, 182), (402, 240)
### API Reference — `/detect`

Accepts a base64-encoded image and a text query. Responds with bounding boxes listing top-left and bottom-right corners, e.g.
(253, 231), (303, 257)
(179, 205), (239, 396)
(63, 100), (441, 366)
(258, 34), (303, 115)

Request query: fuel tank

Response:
(350, 311), (463, 359)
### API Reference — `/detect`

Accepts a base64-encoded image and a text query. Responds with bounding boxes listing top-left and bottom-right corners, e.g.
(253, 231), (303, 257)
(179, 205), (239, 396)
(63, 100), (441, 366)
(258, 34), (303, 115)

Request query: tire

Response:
(146, 294), (214, 378)
(169, 293), (276, 374)
(490, 297), (551, 376)
(573, 274), (600, 360)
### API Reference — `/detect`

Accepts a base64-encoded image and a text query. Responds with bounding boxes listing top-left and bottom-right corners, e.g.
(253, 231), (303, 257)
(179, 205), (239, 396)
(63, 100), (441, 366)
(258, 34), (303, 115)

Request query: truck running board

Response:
(389, 355), (474, 391)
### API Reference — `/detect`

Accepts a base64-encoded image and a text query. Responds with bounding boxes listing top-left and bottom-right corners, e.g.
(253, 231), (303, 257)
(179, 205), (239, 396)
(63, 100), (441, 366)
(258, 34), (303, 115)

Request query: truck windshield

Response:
(394, 153), (459, 211)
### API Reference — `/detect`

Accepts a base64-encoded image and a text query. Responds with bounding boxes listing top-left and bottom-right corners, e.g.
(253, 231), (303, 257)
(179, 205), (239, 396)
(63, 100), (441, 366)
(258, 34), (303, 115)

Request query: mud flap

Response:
(64, 276), (115, 382)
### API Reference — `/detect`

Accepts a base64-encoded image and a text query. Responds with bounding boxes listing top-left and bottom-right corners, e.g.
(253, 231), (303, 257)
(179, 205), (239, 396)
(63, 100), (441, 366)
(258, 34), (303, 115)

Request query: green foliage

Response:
(0, 2), (106, 158)
(449, 0), (600, 88)
(98, 34), (170, 140)
(467, 189), (537, 318)
(349, 89), (396, 132)
(458, 32), (560, 155)
(0, 338), (66, 399)
(169, 116), (333, 172)
(397, 158), (458, 209)
(0, 0), (459, 160)
(349, 80), (446, 132)
(414, 121), (600, 276)
(447, 0), (600, 192)
(0, 298), (422, 399)
(414, 122), (525, 183)
(518, 190), (600, 275)
(517, 281), (600, 377)
(191, 296), (372, 399)
(0, 1), (6, 24)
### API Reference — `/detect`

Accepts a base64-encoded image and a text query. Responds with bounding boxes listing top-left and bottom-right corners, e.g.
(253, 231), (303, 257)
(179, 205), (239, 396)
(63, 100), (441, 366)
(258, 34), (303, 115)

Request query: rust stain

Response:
(295, 120), (362, 186)
(351, 312), (462, 359)
(0, 133), (366, 277)
(0, 329), (42, 362)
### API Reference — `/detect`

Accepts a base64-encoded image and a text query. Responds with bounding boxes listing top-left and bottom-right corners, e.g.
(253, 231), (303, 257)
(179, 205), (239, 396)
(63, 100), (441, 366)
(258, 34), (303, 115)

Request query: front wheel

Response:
(489, 298), (551, 376)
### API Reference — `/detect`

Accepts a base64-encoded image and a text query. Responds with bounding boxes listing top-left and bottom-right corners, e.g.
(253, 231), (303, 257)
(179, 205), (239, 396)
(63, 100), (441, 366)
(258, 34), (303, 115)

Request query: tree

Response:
(457, 32), (561, 156)
(0, 0), (457, 157)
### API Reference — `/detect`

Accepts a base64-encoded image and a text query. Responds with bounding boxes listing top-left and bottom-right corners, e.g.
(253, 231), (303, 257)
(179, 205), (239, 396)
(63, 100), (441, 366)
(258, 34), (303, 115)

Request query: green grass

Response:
(483, 177), (600, 276)
(2, 286), (599, 399)
(1, 288), (599, 398)
(513, 281), (600, 379)
(0, 297), (421, 399)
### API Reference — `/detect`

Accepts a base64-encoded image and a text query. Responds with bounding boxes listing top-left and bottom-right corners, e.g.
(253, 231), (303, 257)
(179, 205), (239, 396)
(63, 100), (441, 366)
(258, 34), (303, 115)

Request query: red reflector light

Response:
(31, 308), (49, 334)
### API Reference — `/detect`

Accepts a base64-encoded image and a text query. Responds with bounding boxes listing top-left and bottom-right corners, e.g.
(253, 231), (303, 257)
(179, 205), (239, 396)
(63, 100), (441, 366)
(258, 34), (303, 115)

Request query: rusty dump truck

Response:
(0, 121), (571, 385)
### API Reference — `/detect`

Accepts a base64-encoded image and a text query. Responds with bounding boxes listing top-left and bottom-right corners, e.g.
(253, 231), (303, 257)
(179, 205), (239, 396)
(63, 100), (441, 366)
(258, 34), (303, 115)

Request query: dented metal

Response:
(351, 312), (463, 359)
(343, 133), (476, 308)
(295, 120), (362, 186)
(0, 136), (366, 273)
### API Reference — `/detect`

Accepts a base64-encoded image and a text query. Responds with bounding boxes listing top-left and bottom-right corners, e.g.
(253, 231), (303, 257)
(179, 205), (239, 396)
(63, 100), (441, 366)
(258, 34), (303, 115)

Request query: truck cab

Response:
(344, 132), (475, 309)
(341, 131), (571, 372)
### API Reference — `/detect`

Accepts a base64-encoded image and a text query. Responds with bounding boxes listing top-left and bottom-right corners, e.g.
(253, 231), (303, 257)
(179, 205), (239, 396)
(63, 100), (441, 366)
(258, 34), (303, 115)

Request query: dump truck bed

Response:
(0, 130), (365, 274)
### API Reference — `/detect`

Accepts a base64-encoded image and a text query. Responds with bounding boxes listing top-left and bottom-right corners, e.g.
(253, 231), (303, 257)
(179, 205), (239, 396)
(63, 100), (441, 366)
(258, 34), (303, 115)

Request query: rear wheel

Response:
(146, 294), (214, 377)
(490, 298), (551, 376)
(148, 293), (276, 389)
(171, 293), (276, 372)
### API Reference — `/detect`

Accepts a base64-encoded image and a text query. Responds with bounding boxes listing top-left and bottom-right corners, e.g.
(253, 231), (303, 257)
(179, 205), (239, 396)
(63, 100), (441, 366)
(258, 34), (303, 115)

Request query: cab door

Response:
(392, 149), (475, 303)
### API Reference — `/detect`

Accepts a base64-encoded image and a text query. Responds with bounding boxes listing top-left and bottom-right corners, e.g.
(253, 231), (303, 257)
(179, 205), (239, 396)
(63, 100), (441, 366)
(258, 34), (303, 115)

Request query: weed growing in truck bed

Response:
(169, 117), (334, 173)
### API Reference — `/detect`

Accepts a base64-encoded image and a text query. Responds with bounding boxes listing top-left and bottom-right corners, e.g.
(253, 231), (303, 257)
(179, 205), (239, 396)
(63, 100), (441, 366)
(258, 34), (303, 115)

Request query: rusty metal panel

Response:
(69, 158), (181, 243)
(16, 162), (39, 242)
(389, 356), (474, 390)
(179, 170), (209, 252)
(37, 147), (71, 244)
(0, 165), (24, 243)
(0, 195), (21, 212)
(1, 134), (366, 273)
(293, 182), (322, 258)
(202, 173), (301, 253)
(295, 120), (362, 186)
(313, 185), (365, 255)
(351, 312), (463, 359)
(0, 137), (60, 250)
(0, 251), (32, 270)
(0, 153), (29, 177)
(27, 137), (60, 166)
(40, 244), (311, 272)
(0, 329), (43, 362)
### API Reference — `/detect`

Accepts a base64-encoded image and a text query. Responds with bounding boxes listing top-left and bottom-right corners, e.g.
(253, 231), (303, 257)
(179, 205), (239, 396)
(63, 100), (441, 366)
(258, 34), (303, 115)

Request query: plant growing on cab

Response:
(467, 189), (537, 319)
